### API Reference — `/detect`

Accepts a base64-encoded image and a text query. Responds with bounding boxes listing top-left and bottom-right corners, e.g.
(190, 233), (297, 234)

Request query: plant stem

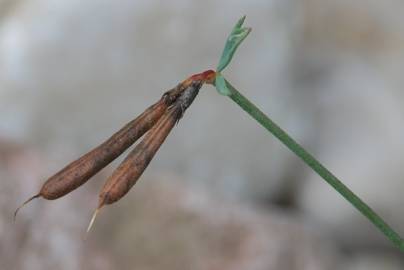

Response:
(224, 79), (404, 252)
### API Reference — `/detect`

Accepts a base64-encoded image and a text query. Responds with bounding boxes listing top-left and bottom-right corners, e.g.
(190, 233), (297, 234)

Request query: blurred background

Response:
(1, 0), (404, 269)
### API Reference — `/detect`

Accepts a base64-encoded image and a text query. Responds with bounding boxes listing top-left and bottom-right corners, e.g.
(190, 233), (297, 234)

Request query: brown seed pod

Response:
(14, 85), (187, 220)
(87, 80), (203, 232)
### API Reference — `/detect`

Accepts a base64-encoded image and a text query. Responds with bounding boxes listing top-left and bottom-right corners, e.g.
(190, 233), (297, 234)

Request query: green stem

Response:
(224, 79), (404, 252)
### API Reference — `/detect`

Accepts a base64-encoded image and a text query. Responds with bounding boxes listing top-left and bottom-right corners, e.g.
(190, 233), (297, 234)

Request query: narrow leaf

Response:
(216, 16), (251, 72)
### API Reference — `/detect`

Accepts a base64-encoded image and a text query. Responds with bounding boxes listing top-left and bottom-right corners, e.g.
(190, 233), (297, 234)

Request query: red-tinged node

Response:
(183, 70), (216, 86)
(201, 70), (216, 84)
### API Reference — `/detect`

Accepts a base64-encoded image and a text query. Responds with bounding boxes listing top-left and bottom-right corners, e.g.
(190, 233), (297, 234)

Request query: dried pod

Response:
(87, 80), (203, 232)
(14, 86), (186, 219)
(14, 70), (215, 224)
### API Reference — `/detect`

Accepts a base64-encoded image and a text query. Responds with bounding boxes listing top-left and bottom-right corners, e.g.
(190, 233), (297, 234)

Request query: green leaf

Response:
(216, 16), (251, 72)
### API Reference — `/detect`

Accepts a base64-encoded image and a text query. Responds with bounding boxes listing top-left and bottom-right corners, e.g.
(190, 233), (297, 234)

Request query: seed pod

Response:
(14, 85), (186, 219)
(41, 99), (167, 200)
(87, 80), (203, 232)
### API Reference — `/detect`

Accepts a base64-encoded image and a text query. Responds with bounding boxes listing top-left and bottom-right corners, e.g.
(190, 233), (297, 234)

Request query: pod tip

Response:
(13, 194), (40, 222)
(86, 207), (101, 236)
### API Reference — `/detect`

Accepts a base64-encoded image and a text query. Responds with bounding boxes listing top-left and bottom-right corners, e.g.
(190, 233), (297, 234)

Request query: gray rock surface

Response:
(295, 0), (404, 250)
(1, 140), (339, 270)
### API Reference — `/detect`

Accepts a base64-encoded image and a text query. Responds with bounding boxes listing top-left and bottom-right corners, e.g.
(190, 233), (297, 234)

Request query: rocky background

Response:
(1, 0), (404, 269)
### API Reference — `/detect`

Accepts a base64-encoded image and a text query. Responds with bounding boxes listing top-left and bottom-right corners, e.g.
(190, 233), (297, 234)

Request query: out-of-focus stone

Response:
(1, 139), (340, 270)
(294, 0), (404, 250)
(88, 172), (340, 270)
(342, 252), (404, 270)
(297, 63), (404, 249)
(0, 138), (114, 270)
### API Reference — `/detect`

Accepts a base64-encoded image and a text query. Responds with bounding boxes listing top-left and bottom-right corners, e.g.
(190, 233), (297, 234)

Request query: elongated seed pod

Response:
(99, 80), (202, 207)
(40, 99), (167, 200)
(16, 70), (215, 223)
(86, 81), (203, 232)
(14, 85), (187, 219)
(37, 74), (211, 201)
